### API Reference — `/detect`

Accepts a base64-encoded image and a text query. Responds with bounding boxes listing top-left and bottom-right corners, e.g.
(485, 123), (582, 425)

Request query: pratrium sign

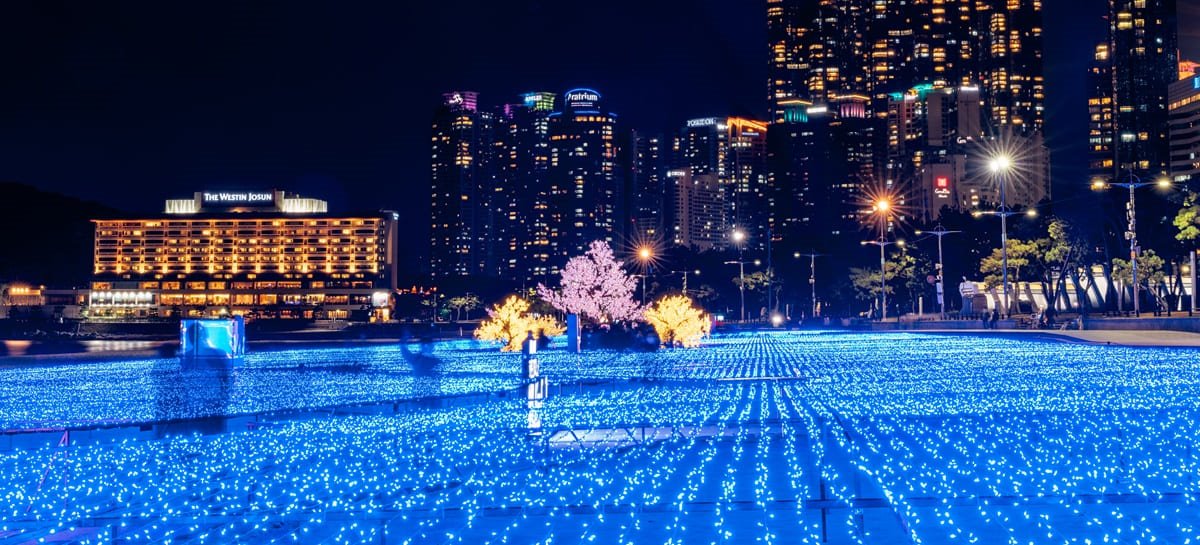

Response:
(202, 191), (276, 207)
(565, 89), (601, 109)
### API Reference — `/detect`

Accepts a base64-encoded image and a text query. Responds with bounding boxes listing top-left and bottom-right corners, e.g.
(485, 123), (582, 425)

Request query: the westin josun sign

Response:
(201, 191), (276, 207)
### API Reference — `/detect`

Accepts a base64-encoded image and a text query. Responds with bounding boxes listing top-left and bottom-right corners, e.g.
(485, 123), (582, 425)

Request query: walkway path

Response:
(914, 328), (1200, 347)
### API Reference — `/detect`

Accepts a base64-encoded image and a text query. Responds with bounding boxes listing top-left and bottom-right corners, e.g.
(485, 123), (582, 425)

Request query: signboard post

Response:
(566, 314), (581, 353)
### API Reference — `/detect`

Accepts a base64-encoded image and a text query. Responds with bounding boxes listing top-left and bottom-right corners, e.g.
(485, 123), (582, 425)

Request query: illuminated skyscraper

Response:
(1089, 0), (1179, 182)
(627, 131), (666, 242)
(1088, 44), (1117, 177)
(667, 169), (726, 251)
(1169, 74), (1200, 183)
(429, 91), (496, 278)
(497, 92), (557, 281)
(769, 97), (879, 247)
(767, 0), (1047, 228)
(767, 0), (870, 122)
(546, 89), (620, 264)
(673, 117), (770, 249)
(1087, 0), (1180, 253)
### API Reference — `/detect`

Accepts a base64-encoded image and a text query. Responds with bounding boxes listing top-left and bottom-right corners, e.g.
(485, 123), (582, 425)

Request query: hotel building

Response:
(89, 190), (398, 321)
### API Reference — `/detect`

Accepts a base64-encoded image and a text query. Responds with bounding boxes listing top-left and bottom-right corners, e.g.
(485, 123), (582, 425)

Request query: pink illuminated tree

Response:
(537, 240), (643, 324)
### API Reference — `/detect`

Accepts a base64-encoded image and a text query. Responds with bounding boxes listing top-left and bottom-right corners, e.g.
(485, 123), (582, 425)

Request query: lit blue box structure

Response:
(179, 317), (247, 360)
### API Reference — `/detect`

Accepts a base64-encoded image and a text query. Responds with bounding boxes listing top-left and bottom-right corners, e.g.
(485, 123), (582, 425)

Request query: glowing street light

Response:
(1091, 172), (1174, 315)
(669, 269), (701, 296)
(914, 226), (961, 318)
(988, 155), (1013, 174)
(978, 153), (1016, 318)
(634, 246), (654, 305)
(863, 198), (898, 321)
(728, 229), (749, 322)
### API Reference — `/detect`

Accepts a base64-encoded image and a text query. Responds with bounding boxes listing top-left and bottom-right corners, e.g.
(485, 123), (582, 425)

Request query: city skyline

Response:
(2, 0), (1198, 268)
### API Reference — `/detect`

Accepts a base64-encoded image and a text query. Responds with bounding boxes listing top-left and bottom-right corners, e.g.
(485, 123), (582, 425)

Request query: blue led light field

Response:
(2, 331), (1199, 544)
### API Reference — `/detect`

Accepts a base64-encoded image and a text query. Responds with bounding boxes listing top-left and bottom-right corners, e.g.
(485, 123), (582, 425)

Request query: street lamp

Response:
(635, 246), (653, 305)
(794, 251), (825, 319)
(863, 198), (897, 321)
(860, 238), (905, 320)
(729, 229), (748, 322)
(913, 226), (960, 318)
(1091, 173), (1173, 316)
(670, 269), (701, 296)
(981, 154), (1015, 318)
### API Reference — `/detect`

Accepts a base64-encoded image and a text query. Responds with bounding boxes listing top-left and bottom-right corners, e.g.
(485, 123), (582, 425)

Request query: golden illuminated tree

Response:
(529, 314), (566, 339)
(643, 295), (711, 348)
(474, 296), (564, 351)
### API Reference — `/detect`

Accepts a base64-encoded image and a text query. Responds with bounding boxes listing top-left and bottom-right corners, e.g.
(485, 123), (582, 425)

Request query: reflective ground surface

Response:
(2, 332), (1199, 544)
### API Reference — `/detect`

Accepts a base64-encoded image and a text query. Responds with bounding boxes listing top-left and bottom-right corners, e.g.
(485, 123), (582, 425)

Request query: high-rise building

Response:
(1088, 44), (1117, 177)
(1169, 74), (1200, 183)
(496, 92), (557, 281)
(674, 117), (771, 249)
(768, 96), (880, 249)
(546, 89), (620, 264)
(977, 0), (1045, 135)
(627, 131), (666, 243)
(766, 0), (1048, 226)
(667, 169), (726, 251)
(1088, 0), (1180, 253)
(1089, 0), (1179, 182)
(429, 91), (496, 278)
(767, 0), (870, 122)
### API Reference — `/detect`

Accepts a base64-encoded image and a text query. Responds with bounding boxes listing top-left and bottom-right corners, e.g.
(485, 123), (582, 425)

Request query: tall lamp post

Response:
(914, 226), (960, 317)
(794, 251), (824, 318)
(728, 229), (747, 321)
(1091, 173), (1171, 316)
(671, 269), (701, 296)
(635, 246), (653, 305)
(861, 198), (899, 320)
(975, 154), (1038, 318)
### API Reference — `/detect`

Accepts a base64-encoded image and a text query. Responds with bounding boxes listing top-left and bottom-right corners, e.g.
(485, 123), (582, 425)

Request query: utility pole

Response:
(915, 226), (961, 318)
(795, 252), (825, 319)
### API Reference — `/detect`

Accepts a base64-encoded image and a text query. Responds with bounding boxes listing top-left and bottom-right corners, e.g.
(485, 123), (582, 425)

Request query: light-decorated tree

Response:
(474, 296), (565, 352)
(643, 295), (711, 348)
(446, 294), (481, 321)
(537, 240), (643, 324)
(1111, 249), (1167, 312)
(1175, 192), (1200, 244)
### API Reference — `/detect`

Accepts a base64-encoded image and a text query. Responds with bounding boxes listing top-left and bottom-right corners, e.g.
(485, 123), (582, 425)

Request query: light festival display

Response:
(1, 331), (1199, 543)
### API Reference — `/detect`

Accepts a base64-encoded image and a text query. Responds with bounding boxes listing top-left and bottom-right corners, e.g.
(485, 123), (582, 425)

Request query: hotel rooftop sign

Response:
(200, 191), (276, 207)
(165, 190), (328, 215)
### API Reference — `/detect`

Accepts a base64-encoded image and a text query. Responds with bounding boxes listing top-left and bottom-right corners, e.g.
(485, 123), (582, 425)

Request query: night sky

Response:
(1, 1), (1196, 263)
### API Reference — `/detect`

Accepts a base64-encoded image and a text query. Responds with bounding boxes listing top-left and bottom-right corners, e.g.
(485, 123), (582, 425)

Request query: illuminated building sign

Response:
(934, 176), (952, 198)
(687, 117), (721, 128)
(201, 191), (276, 207)
(565, 89), (601, 109)
(522, 92), (555, 111)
